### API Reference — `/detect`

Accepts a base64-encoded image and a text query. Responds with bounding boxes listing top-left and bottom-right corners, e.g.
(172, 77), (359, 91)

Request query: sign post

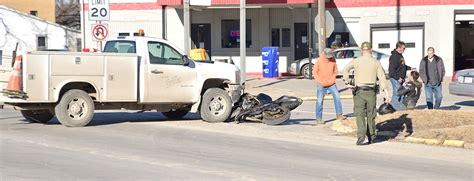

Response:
(89, 0), (110, 51)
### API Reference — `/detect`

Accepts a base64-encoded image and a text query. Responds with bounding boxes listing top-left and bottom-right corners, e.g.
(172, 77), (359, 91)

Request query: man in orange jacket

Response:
(313, 48), (347, 124)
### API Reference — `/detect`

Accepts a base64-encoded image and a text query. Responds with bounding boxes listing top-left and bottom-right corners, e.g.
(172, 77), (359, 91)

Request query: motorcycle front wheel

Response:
(262, 107), (291, 125)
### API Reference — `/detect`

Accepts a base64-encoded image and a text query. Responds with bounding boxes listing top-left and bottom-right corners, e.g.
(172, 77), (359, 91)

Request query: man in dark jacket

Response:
(419, 47), (445, 109)
(388, 41), (413, 110)
(397, 71), (422, 110)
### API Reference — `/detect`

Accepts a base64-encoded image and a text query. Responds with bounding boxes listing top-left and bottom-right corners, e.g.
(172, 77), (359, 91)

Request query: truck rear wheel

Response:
(162, 109), (189, 120)
(200, 88), (232, 123)
(55, 90), (95, 127)
(21, 110), (53, 124)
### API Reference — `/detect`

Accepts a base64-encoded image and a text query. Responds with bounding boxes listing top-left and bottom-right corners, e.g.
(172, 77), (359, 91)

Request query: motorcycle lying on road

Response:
(230, 93), (303, 125)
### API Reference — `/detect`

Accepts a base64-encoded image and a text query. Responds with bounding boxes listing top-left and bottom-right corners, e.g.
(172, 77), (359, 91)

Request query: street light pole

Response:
(308, 3), (313, 80)
(240, 0), (246, 84)
(184, 0), (190, 55)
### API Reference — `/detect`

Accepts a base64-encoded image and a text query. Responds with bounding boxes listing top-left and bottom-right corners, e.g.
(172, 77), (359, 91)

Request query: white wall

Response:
(0, 6), (79, 54)
(332, 4), (474, 76)
(79, 1), (474, 75)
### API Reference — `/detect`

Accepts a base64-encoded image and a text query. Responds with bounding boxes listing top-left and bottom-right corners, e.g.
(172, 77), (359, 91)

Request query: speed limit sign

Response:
(89, 0), (110, 21)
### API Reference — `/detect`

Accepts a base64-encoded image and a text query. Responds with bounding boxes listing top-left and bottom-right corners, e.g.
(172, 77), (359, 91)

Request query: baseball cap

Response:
(361, 41), (372, 50)
(324, 48), (334, 58)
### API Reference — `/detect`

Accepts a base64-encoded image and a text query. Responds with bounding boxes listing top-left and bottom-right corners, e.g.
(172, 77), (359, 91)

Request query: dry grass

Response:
(341, 110), (474, 143)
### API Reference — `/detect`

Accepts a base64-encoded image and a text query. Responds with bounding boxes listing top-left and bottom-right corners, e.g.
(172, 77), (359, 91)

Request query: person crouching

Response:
(397, 71), (422, 110)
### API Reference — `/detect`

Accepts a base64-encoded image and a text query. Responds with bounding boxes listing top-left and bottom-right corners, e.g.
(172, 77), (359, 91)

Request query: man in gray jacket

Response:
(419, 47), (445, 109)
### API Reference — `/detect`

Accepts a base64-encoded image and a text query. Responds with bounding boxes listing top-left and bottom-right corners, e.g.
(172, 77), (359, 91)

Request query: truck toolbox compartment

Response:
(24, 54), (49, 101)
(50, 55), (104, 76)
(104, 56), (137, 101)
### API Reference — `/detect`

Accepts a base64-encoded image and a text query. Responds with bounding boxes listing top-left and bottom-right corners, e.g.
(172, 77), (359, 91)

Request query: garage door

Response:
(372, 27), (424, 70)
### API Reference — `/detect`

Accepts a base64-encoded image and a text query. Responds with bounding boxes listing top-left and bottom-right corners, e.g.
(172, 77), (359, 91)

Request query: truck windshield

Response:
(103, 41), (136, 53)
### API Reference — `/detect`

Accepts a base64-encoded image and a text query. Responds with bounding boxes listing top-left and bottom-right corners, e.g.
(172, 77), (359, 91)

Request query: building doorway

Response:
(294, 23), (308, 60)
(191, 24), (212, 58)
(454, 11), (474, 71)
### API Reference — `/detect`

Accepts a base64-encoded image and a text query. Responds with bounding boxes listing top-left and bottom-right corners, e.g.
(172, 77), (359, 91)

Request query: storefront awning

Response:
(157, 0), (316, 6)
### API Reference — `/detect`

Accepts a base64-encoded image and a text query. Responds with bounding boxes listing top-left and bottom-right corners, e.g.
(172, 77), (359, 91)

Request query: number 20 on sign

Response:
(89, 0), (110, 21)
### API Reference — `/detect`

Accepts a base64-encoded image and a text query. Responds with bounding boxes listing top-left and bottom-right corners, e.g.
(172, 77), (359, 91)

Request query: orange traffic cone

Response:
(6, 55), (23, 92)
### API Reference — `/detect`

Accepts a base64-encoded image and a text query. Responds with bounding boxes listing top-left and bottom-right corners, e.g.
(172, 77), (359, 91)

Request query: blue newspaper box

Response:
(261, 47), (279, 78)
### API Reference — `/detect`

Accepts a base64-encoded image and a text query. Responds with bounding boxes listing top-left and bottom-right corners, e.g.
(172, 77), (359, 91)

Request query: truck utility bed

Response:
(18, 51), (139, 103)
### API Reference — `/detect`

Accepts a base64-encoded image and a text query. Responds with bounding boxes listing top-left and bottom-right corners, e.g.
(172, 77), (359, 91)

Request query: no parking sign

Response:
(92, 24), (108, 41)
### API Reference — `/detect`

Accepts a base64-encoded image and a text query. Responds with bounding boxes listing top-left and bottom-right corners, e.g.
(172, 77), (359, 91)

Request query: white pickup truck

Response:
(1, 36), (243, 127)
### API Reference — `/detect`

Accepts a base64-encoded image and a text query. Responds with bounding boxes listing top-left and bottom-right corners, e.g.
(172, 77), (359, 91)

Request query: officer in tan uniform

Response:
(343, 42), (391, 145)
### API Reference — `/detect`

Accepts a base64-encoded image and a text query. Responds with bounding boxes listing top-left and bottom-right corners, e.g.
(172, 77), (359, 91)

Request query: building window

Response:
(30, 10), (38, 16)
(37, 36), (46, 50)
(271, 28), (280, 47)
(282, 28), (290, 47)
(221, 20), (251, 48)
(406, 42), (416, 48)
(378, 43), (390, 49)
(271, 28), (291, 48)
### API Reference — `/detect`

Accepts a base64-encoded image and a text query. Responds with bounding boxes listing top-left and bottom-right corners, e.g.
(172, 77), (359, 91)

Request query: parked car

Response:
(449, 69), (474, 97)
(288, 47), (390, 79)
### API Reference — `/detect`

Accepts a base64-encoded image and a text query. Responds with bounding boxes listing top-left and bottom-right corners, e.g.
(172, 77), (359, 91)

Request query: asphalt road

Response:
(1, 107), (473, 180)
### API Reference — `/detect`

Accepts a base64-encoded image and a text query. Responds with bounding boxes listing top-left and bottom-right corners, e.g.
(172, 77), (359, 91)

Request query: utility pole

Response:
(240, 0), (246, 84)
(307, 3), (313, 80)
(318, 0), (326, 56)
(184, 0), (190, 55)
(81, 0), (86, 49)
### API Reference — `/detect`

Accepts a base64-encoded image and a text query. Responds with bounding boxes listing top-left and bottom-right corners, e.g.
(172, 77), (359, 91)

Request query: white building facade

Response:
(81, 0), (474, 76)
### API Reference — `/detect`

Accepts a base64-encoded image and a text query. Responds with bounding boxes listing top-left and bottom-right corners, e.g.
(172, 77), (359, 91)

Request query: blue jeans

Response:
(390, 78), (404, 110)
(316, 84), (343, 120)
(425, 83), (443, 109)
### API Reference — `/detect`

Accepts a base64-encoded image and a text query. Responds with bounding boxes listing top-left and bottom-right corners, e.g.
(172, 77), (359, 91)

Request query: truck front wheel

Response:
(200, 88), (232, 123)
(55, 90), (95, 127)
(21, 110), (53, 124)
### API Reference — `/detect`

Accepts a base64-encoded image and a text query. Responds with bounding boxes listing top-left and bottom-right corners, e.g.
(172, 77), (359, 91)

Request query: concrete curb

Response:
(330, 120), (355, 133)
(332, 121), (471, 149)
(442, 140), (465, 147)
(301, 95), (353, 101)
(405, 137), (443, 145)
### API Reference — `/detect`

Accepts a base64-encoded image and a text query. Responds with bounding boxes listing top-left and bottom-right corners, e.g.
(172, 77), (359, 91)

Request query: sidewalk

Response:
(244, 75), (352, 100)
(244, 75), (474, 111)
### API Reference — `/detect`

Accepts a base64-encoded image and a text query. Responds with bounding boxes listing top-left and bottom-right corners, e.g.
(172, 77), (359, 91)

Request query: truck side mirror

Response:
(182, 55), (190, 66)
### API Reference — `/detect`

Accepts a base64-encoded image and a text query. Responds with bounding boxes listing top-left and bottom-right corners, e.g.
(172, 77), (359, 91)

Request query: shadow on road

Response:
(24, 112), (203, 127)
(88, 112), (202, 126)
(282, 118), (316, 126)
(375, 114), (413, 143)
(455, 100), (474, 107)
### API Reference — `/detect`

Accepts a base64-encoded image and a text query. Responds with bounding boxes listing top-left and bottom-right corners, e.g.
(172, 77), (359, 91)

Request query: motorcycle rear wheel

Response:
(262, 107), (291, 125)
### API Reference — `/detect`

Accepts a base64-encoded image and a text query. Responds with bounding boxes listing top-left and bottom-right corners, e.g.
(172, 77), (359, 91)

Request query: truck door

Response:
(143, 41), (197, 103)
